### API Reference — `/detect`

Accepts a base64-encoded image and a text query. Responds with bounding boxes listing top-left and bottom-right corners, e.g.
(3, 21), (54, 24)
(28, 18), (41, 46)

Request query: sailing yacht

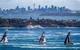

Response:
(64, 32), (73, 45)
(27, 22), (34, 28)
(0, 31), (8, 43)
(39, 32), (46, 45)
(27, 22), (43, 28)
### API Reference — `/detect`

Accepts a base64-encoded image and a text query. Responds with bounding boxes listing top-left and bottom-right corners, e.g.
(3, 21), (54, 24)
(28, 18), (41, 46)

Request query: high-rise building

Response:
(28, 6), (31, 10)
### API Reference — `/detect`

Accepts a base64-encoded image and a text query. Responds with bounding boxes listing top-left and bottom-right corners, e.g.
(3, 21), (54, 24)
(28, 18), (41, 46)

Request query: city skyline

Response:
(0, 0), (80, 10)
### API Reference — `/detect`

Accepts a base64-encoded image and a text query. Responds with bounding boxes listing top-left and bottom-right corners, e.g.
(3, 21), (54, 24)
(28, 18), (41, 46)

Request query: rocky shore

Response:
(0, 17), (80, 27)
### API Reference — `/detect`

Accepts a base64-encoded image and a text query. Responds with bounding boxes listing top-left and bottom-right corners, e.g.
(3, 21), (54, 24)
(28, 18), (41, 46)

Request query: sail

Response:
(39, 32), (46, 44)
(0, 31), (8, 43)
(64, 32), (73, 45)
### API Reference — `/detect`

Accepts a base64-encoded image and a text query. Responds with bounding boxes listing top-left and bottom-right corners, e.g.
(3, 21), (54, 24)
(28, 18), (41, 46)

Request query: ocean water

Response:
(0, 15), (80, 20)
(0, 27), (80, 50)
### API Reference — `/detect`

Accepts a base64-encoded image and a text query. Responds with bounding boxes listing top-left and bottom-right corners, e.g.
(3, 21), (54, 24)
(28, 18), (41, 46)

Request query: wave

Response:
(0, 41), (80, 49)
(13, 45), (80, 49)
(74, 43), (80, 45)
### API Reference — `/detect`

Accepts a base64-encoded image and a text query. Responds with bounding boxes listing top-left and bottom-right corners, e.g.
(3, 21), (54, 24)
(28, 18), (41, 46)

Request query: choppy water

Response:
(0, 27), (80, 50)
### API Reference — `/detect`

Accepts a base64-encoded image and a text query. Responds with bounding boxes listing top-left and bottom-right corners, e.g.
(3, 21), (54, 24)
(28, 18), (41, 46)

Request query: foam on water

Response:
(13, 45), (80, 49)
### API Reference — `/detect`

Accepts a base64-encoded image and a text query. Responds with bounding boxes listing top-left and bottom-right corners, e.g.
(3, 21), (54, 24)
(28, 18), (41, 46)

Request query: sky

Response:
(0, 0), (80, 10)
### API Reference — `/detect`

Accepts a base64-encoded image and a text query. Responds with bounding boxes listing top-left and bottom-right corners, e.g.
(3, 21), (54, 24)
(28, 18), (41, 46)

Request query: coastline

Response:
(0, 26), (80, 28)
(0, 17), (80, 27)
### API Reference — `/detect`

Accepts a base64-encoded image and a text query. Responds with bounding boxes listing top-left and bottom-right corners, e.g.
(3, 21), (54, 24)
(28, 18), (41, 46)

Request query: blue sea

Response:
(0, 15), (80, 20)
(0, 27), (80, 50)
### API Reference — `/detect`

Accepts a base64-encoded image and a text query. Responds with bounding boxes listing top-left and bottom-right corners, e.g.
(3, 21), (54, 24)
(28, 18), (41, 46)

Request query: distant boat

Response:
(39, 32), (46, 45)
(64, 32), (73, 45)
(34, 25), (43, 28)
(27, 22), (34, 28)
(0, 31), (8, 44)
(27, 22), (43, 28)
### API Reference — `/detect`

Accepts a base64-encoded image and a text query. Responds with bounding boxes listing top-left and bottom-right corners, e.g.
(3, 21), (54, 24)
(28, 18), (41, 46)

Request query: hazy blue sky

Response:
(0, 0), (80, 10)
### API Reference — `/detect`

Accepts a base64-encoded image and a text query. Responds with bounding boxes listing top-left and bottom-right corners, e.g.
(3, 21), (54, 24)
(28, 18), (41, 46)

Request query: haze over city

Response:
(0, 1), (80, 50)
(0, 0), (80, 10)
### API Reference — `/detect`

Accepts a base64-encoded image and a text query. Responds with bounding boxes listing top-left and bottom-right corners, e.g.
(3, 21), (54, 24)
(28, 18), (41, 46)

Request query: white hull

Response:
(27, 25), (43, 28)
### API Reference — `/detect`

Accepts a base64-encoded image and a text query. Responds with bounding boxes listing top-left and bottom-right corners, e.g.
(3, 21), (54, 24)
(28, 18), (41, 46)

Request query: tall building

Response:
(38, 5), (41, 9)
(45, 5), (48, 9)
(28, 6), (31, 10)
